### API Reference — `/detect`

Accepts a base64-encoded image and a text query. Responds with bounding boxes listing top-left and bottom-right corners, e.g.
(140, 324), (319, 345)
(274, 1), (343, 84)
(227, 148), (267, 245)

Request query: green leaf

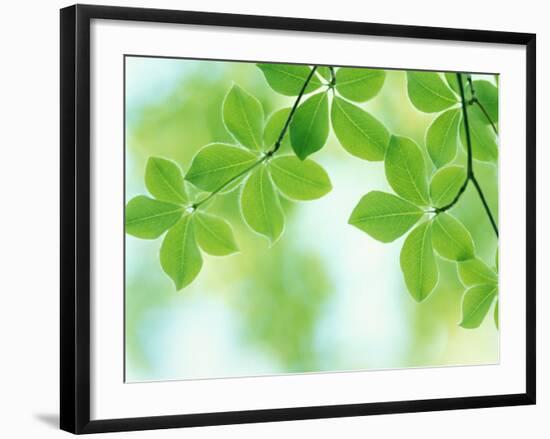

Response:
(256, 63), (322, 96)
(269, 155), (332, 201)
(185, 143), (258, 192)
(331, 96), (390, 161)
(444, 73), (460, 94)
(460, 117), (498, 162)
(316, 66), (332, 82)
(494, 299), (499, 329)
(429, 165), (466, 209)
(460, 284), (498, 328)
(194, 212), (238, 256)
(335, 68), (386, 102)
(457, 257), (498, 287)
(145, 157), (188, 204)
(125, 196), (183, 239)
(406, 71), (458, 113)
(384, 136), (430, 206)
(160, 214), (203, 290)
(431, 213), (475, 261)
(222, 84), (264, 150)
(216, 175), (247, 194)
(349, 191), (424, 243)
(240, 166), (285, 244)
(264, 108), (291, 151)
(469, 80), (499, 124)
(400, 221), (438, 302)
(289, 92), (329, 159)
(426, 108), (461, 168)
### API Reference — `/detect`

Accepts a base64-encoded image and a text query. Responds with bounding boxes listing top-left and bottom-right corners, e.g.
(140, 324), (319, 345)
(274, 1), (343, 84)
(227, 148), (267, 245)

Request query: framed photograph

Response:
(60, 4), (536, 434)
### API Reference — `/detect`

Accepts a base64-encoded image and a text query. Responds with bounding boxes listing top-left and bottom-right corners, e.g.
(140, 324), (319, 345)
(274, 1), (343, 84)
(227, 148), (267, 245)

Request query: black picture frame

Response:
(60, 4), (536, 434)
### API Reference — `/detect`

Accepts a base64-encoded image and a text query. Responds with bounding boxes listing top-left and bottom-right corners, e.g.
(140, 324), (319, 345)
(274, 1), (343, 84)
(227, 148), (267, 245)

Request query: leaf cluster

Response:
(126, 157), (239, 289)
(257, 63), (389, 161)
(126, 81), (333, 289)
(349, 71), (499, 328)
(126, 64), (499, 330)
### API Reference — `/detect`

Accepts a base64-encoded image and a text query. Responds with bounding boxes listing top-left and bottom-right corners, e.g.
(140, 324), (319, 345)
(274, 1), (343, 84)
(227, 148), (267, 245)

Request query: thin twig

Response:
(269, 66), (318, 155)
(460, 74), (474, 177)
(193, 156), (267, 209)
(437, 73), (499, 237)
(472, 98), (499, 135)
(471, 176), (499, 237)
(467, 76), (499, 135)
(329, 67), (336, 86)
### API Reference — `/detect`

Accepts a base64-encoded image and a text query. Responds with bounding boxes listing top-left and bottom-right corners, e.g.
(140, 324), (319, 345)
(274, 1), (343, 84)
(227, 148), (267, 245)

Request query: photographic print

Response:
(124, 57), (499, 383)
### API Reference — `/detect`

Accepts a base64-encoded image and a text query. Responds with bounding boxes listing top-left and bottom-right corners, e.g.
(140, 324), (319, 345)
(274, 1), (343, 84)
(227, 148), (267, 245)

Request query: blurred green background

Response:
(125, 56), (499, 382)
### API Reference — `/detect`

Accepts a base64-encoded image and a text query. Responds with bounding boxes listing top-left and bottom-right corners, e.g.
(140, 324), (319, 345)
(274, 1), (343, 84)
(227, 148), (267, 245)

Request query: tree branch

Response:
(460, 74), (474, 177)
(467, 76), (499, 135)
(436, 73), (499, 237)
(329, 67), (336, 86)
(192, 156), (267, 209)
(472, 98), (499, 135)
(471, 176), (499, 237)
(268, 66), (318, 155)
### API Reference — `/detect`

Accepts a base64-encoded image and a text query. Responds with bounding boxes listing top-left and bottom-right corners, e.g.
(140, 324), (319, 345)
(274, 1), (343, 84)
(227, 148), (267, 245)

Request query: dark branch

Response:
(467, 76), (499, 135)
(269, 66), (318, 155)
(436, 73), (499, 237)
(471, 176), (499, 237)
(472, 98), (499, 135)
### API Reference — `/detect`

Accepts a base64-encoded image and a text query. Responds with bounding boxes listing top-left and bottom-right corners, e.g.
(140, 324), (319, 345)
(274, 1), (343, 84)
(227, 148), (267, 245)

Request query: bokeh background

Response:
(125, 56), (499, 382)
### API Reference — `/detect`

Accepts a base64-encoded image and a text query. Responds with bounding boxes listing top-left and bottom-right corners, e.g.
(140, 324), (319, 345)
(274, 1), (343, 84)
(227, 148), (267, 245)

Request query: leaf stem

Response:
(436, 73), (499, 237)
(467, 76), (499, 135)
(471, 98), (499, 135)
(193, 156), (268, 209)
(193, 65), (319, 210)
(434, 177), (469, 213)
(268, 66), (318, 155)
(471, 176), (499, 237)
(329, 67), (336, 86)
(461, 75), (474, 177)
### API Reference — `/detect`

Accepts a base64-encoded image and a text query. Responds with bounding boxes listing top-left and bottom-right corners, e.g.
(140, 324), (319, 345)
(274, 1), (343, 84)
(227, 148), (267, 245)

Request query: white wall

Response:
(0, 0), (546, 437)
